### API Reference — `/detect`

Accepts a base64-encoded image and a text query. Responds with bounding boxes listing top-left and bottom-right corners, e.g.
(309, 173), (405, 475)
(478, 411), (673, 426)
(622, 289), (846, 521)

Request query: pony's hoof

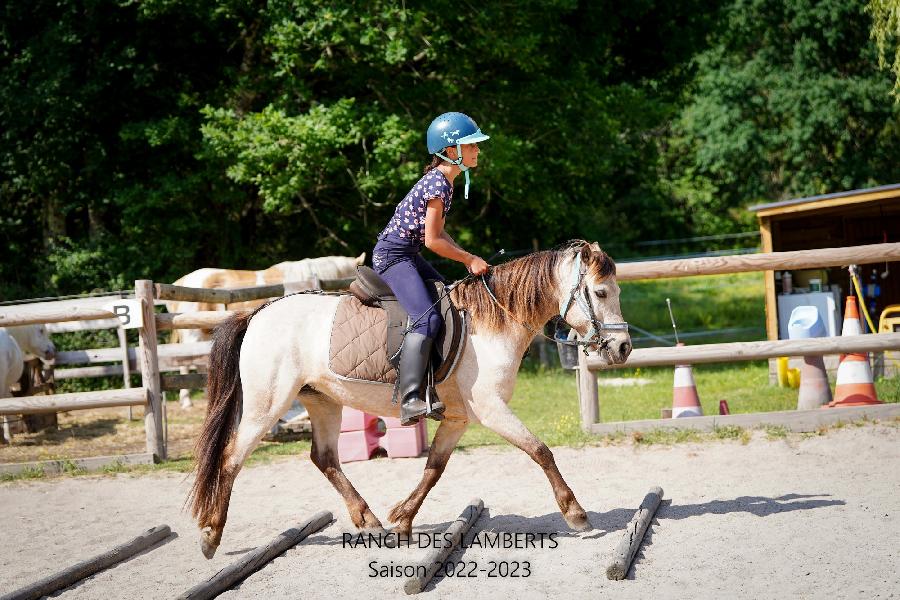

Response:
(200, 527), (220, 559)
(384, 527), (412, 548)
(360, 525), (388, 537)
(565, 511), (593, 532)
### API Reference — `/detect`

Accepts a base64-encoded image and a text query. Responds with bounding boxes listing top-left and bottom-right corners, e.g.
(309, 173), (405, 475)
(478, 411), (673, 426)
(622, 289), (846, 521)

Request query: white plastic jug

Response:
(788, 305), (826, 339)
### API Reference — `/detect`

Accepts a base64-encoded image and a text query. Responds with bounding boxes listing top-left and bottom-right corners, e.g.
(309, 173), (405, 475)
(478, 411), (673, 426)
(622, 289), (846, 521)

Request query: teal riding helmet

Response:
(426, 112), (490, 199)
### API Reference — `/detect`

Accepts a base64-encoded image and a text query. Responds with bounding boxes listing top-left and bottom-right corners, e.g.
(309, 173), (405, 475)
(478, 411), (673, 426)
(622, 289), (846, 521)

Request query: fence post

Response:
(117, 327), (134, 420)
(136, 280), (165, 459)
(577, 348), (599, 430)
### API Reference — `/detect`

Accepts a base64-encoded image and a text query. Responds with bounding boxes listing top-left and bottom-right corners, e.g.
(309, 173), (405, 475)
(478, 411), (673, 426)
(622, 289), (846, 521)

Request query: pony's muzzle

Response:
(605, 335), (631, 364)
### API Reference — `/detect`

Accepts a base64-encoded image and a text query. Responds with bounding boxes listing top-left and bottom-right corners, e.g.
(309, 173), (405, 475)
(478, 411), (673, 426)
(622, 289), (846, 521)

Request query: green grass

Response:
(624, 425), (751, 445)
(712, 425), (753, 443)
(0, 466), (46, 482)
(441, 367), (592, 449)
(246, 440), (312, 465)
(597, 362), (799, 422)
(619, 272), (767, 346)
(763, 425), (790, 439)
(630, 428), (706, 445)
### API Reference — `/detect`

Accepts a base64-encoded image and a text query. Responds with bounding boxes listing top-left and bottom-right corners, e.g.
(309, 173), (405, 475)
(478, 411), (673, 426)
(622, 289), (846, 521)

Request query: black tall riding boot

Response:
(398, 332), (440, 425)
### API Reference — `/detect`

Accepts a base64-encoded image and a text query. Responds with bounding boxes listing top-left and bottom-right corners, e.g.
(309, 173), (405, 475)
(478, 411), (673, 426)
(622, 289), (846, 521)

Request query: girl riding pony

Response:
(373, 112), (490, 425)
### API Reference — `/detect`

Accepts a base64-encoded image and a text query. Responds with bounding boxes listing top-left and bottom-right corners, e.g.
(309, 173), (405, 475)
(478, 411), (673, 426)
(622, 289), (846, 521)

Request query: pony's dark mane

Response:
(451, 240), (616, 333)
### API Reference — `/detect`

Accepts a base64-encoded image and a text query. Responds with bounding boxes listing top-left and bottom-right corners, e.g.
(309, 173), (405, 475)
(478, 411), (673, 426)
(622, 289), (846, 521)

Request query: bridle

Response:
(555, 248), (629, 353)
(481, 247), (629, 355)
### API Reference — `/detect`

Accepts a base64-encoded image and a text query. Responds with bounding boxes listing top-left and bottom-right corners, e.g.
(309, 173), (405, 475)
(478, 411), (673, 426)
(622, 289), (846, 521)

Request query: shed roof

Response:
(748, 183), (900, 218)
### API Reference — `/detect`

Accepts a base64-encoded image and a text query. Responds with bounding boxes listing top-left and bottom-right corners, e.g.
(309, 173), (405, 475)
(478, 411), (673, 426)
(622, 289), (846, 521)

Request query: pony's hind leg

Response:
(388, 418), (468, 537)
(197, 364), (301, 558)
(197, 409), (276, 558)
(305, 394), (385, 532)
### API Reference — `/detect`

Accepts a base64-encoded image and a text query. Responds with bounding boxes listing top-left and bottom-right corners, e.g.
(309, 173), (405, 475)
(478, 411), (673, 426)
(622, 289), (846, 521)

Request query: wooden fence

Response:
(576, 242), (900, 433)
(0, 277), (348, 463)
(3, 244), (899, 463)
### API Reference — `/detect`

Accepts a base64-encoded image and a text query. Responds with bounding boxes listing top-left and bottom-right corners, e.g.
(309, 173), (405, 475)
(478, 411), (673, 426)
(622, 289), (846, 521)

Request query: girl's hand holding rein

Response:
(467, 255), (489, 276)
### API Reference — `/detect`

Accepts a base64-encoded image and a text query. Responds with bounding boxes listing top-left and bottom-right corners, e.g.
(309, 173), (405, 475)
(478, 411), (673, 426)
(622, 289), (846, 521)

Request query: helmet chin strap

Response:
(436, 142), (471, 199)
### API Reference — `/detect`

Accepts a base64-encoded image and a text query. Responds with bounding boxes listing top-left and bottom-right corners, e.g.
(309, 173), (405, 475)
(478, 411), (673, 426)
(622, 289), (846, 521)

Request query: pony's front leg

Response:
(466, 393), (592, 531)
(306, 396), (385, 532)
(388, 419), (468, 537)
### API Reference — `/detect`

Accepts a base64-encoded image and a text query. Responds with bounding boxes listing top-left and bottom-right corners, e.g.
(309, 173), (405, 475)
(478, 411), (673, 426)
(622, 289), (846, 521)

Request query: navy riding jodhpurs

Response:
(372, 237), (445, 338)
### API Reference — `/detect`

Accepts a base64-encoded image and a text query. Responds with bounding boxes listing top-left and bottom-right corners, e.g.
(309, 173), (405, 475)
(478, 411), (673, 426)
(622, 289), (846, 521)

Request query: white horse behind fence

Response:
(165, 254), (366, 408)
(0, 325), (56, 443)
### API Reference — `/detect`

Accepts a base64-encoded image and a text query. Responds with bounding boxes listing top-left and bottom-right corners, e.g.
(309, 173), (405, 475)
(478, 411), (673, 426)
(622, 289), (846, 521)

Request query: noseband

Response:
(557, 250), (629, 353)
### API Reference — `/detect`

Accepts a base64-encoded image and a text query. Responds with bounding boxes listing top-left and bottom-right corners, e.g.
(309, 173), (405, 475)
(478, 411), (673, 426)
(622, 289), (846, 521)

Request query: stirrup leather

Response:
(423, 363), (445, 420)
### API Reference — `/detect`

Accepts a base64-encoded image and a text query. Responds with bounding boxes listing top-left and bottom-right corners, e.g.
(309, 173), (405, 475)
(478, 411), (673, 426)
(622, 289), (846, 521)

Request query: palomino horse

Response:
(188, 241), (631, 558)
(165, 254), (365, 408)
(0, 325), (56, 443)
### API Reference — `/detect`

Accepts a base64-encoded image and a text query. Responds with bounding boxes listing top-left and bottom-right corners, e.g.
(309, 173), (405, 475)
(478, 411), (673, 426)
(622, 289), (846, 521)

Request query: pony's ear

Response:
(579, 243), (592, 263)
(589, 241), (601, 252)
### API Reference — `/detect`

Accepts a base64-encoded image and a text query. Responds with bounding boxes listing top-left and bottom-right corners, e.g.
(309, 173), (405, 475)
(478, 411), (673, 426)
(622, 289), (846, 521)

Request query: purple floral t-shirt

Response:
(377, 170), (453, 246)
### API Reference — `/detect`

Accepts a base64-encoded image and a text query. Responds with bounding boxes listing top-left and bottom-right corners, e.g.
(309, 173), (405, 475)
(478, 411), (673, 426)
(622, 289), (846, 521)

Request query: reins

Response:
(478, 272), (570, 346)
(400, 249), (508, 336)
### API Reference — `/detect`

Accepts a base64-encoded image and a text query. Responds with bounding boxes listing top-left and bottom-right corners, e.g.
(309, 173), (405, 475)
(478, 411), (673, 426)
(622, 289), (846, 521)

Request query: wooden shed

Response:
(749, 184), (900, 343)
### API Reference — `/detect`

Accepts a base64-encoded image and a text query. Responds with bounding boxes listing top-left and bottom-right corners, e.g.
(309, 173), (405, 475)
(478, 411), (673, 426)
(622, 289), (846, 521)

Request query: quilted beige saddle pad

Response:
(327, 294), (466, 385)
(329, 295), (397, 384)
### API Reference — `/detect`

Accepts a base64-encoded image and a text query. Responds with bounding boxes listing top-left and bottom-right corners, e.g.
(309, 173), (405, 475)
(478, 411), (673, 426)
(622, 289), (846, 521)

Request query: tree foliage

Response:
(868, 0), (900, 99)
(1, 0), (897, 298)
(663, 0), (900, 232)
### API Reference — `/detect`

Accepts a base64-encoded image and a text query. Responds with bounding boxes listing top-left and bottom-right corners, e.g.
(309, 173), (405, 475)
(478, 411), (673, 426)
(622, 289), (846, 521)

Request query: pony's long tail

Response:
(187, 310), (252, 522)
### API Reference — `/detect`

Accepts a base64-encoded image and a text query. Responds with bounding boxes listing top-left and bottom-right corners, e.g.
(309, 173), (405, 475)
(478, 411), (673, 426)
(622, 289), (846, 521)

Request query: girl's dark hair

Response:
(423, 155), (443, 174)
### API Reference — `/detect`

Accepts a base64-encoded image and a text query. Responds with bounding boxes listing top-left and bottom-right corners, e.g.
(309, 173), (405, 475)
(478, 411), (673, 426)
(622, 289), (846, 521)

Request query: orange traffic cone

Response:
(673, 343), (703, 418)
(827, 296), (881, 407)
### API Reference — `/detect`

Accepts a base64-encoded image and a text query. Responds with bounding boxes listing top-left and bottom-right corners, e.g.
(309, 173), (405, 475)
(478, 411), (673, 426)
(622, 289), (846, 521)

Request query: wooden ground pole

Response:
(177, 510), (333, 600)
(606, 486), (664, 580)
(403, 498), (485, 595)
(1, 525), (171, 600)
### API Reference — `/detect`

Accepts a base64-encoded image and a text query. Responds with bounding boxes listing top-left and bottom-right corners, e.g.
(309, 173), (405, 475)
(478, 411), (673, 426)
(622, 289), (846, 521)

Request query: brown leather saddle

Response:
(327, 266), (465, 386)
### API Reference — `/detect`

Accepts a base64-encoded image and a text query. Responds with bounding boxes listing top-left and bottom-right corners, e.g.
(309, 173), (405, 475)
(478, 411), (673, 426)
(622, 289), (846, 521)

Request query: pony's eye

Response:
(595, 289), (607, 300)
